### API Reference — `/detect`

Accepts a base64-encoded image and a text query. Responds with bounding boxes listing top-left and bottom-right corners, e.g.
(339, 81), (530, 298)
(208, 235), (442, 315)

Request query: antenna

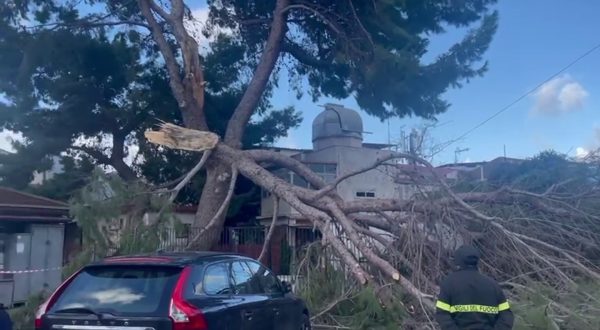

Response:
(387, 119), (391, 145)
(454, 147), (470, 164)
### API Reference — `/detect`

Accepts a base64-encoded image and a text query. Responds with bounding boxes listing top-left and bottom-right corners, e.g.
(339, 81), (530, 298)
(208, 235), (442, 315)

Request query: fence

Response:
(103, 225), (323, 276)
(99, 224), (373, 282)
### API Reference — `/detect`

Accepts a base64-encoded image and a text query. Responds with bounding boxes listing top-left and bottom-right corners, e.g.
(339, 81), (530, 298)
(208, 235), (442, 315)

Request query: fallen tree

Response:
(13, 0), (599, 326)
(131, 0), (500, 250)
(146, 123), (600, 327)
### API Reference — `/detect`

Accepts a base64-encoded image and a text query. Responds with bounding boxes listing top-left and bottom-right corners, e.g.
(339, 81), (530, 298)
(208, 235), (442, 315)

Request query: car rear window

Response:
(50, 265), (181, 315)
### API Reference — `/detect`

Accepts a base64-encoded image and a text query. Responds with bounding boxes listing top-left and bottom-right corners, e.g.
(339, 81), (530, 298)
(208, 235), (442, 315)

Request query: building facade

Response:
(258, 104), (442, 261)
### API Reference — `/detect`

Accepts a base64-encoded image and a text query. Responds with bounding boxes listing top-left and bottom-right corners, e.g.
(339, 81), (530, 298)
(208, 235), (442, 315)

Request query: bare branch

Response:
(246, 149), (326, 189)
(167, 150), (212, 203)
(348, 0), (374, 51)
(259, 198), (279, 264)
(139, 0), (207, 130)
(138, 0), (186, 108)
(170, 0), (186, 20)
(224, 0), (290, 146)
(28, 19), (151, 30)
(147, 0), (172, 20)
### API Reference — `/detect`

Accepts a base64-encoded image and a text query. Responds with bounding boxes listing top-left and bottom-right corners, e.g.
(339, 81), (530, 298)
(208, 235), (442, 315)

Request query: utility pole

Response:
(387, 119), (391, 146)
(409, 129), (420, 165)
(454, 147), (470, 164)
(399, 129), (406, 155)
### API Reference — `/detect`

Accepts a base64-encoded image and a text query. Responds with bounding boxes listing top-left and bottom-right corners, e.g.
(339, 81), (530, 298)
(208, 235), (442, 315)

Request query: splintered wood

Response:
(144, 123), (219, 151)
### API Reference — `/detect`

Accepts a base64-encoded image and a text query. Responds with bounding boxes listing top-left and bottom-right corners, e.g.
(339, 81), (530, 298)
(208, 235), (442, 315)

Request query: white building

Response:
(259, 104), (441, 254)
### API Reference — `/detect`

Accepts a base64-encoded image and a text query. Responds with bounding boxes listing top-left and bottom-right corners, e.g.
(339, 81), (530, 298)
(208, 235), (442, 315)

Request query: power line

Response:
(448, 41), (600, 146)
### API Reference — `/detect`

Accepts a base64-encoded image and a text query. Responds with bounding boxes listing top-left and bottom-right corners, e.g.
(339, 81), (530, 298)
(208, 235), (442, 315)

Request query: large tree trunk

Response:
(189, 0), (289, 249)
(191, 161), (233, 249)
(138, 0), (289, 249)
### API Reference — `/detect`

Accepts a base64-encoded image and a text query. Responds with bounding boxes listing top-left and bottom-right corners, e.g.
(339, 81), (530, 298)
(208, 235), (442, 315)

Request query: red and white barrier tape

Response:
(0, 267), (62, 274)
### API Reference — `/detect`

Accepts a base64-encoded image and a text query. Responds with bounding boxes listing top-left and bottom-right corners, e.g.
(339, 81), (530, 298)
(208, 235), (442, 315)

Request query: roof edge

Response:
(0, 187), (69, 207)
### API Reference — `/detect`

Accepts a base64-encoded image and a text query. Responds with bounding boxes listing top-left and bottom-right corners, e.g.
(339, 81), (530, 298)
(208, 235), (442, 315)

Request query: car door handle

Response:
(243, 311), (253, 319)
(272, 307), (280, 315)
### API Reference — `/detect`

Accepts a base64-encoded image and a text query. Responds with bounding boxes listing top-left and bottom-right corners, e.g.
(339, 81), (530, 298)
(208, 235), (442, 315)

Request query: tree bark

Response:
(224, 0), (289, 146)
(191, 0), (289, 249)
(192, 160), (232, 249)
(259, 198), (279, 264)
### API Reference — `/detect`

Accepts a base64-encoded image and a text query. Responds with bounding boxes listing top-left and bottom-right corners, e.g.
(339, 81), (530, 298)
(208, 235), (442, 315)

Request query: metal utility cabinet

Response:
(0, 187), (72, 306)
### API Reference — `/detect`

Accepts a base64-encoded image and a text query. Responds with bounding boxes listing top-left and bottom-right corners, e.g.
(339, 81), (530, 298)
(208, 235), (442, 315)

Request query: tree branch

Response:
(259, 198), (279, 264)
(327, 200), (434, 307)
(170, 0), (185, 20)
(70, 144), (137, 181)
(224, 0), (290, 146)
(70, 145), (111, 165)
(147, 0), (172, 20)
(282, 4), (342, 35)
(246, 149), (326, 189)
(166, 150), (212, 204)
(138, 0), (186, 109)
(348, 0), (374, 51)
(29, 20), (152, 30)
(282, 39), (331, 68)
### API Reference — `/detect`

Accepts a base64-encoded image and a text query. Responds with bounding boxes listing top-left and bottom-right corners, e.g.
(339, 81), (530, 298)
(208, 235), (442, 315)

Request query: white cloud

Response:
(532, 74), (589, 115)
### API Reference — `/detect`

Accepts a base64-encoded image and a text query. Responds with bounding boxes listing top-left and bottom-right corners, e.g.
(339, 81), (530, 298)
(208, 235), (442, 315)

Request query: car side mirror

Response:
(281, 281), (292, 293)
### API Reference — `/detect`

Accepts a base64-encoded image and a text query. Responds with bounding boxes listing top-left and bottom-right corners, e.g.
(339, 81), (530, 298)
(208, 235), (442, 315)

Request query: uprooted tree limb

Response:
(145, 123), (600, 323)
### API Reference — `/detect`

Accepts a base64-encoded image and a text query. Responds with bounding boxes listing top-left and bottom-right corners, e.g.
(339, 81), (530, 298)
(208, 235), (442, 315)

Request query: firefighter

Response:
(436, 245), (514, 330)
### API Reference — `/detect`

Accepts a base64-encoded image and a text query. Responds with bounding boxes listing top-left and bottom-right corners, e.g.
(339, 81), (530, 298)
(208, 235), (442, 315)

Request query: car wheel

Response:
(301, 314), (311, 330)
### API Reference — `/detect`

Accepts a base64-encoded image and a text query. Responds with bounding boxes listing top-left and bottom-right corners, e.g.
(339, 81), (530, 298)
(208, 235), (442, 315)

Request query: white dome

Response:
(312, 104), (363, 149)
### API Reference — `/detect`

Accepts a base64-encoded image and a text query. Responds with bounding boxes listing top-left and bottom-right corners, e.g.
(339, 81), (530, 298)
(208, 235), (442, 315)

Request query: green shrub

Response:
(8, 292), (47, 330)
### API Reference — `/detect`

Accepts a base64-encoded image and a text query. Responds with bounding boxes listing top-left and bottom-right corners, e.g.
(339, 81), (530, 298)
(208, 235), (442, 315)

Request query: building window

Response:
(291, 172), (309, 188)
(308, 163), (337, 184)
(269, 164), (337, 188)
(356, 191), (376, 198)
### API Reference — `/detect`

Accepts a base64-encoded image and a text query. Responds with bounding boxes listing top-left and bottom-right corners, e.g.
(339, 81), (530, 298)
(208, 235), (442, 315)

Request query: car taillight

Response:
(34, 300), (48, 329)
(169, 267), (207, 330)
(34, 268), (82, 329)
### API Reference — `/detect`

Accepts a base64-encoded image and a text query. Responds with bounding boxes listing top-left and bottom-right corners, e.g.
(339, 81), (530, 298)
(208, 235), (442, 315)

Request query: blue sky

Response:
(270, 0), (600, 164)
